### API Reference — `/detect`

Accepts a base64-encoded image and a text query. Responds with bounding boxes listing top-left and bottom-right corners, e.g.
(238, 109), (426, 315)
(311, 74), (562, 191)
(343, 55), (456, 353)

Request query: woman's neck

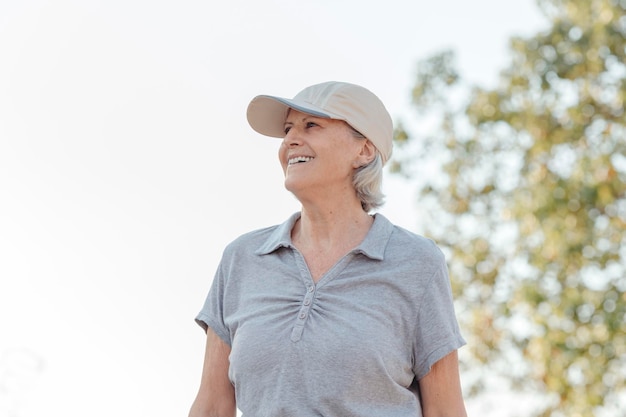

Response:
(292, 201), (374, 252)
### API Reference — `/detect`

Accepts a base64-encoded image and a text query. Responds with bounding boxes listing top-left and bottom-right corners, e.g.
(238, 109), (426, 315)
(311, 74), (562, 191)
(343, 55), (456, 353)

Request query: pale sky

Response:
(0, 1), (546, 416)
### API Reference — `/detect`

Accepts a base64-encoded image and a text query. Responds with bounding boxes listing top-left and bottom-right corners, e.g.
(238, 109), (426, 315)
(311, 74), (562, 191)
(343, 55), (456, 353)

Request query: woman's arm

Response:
(188, 327), (236, 417)
(419, 350), (467, 417)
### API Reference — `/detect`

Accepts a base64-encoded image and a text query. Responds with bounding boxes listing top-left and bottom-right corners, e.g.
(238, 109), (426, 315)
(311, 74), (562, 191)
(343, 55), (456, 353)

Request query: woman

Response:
(189, 81), (467, 417)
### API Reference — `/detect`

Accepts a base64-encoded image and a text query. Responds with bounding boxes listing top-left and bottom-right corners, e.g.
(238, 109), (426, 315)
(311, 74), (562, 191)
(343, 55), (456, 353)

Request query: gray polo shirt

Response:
(196, 212), (465, 417)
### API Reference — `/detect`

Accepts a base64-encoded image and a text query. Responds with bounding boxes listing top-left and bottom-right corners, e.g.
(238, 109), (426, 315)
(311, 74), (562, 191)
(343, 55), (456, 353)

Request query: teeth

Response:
(288, 156), (314, 165)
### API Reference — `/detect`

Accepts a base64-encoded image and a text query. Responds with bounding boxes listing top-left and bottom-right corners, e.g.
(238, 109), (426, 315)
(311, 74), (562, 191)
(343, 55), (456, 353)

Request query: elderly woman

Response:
(189, 81), (467, 417)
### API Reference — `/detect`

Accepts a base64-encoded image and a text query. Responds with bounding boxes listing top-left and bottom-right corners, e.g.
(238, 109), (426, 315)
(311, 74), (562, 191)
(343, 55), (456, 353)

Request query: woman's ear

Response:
(353, 140), (376, 168)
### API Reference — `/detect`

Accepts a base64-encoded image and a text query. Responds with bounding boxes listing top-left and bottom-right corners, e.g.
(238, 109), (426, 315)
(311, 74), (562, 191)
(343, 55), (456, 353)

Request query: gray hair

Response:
(349, 127), (385, 212)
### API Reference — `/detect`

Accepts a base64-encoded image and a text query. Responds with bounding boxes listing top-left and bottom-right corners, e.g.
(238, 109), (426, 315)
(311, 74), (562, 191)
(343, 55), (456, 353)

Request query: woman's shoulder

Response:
(377, 215), (442, 251)
(381, 218), (446, 265)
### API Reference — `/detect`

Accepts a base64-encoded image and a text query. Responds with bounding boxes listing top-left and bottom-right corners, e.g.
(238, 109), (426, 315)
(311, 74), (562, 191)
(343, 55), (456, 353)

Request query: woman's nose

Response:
(283, 128), (302, 147)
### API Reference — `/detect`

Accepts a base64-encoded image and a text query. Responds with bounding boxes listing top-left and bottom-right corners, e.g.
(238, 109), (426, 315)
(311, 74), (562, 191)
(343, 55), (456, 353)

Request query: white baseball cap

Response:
(246, 81), (393, 164)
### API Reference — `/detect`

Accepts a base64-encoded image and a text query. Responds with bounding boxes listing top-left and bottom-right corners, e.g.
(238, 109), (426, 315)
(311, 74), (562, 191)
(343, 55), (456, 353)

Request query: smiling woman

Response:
(188, 81), (467, 417)
(0, 0), (550, 416)
(281, 111), (385, 213)
(279, 110), (377, 210)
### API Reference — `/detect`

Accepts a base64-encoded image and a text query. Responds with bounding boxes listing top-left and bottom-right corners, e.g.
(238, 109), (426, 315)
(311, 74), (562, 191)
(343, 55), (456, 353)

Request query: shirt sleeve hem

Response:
(415, 336), (466, 380)
(194, 313), (231, 346)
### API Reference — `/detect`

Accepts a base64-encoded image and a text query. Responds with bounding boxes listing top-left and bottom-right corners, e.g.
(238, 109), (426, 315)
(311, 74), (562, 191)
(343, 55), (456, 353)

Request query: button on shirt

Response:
(196, 212), (465, 417)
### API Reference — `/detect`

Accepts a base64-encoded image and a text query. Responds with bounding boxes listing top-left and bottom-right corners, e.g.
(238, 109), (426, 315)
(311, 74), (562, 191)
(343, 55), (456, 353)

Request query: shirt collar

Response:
(255, 212), (301, 255)
(255, 212), (394, 261)
(353, 213), (394, 260)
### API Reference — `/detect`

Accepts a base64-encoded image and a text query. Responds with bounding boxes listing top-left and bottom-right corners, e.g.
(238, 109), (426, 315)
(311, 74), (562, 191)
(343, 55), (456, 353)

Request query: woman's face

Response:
(278, 109), (374, 199)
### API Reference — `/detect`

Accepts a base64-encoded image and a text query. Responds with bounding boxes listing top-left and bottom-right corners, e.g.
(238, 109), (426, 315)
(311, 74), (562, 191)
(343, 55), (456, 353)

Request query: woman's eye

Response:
(306, 122), (318, 128)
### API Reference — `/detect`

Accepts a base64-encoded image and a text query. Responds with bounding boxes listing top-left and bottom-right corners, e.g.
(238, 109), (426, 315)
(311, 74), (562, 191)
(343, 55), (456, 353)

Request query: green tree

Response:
(393, 0), (626, 415)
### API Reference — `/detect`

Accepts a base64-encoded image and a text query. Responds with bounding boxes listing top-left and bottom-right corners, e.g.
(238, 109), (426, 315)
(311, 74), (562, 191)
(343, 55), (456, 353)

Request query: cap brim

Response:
(246, 95), (332, 138)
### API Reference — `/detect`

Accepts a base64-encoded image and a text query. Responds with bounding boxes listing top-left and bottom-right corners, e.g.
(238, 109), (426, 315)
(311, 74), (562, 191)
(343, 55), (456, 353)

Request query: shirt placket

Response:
(291, 283), (315, 342)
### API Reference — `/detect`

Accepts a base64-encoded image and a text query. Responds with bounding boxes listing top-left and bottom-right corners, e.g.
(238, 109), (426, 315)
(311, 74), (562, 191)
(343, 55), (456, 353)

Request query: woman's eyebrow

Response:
(285, 116), (318, 125)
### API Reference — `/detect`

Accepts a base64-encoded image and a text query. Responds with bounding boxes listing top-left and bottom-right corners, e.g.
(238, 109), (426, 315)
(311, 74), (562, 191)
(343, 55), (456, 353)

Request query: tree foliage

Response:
(393, 0), (626, 415)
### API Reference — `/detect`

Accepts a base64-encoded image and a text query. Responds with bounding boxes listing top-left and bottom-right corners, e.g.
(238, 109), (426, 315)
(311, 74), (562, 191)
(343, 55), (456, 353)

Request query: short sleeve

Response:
(412, 258), (465, 380)
(195, 261), (231, 346)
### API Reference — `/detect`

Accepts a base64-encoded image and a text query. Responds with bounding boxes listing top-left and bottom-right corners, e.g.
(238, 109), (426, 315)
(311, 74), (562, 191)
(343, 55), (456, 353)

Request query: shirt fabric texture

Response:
(196, 212), (465, 417)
